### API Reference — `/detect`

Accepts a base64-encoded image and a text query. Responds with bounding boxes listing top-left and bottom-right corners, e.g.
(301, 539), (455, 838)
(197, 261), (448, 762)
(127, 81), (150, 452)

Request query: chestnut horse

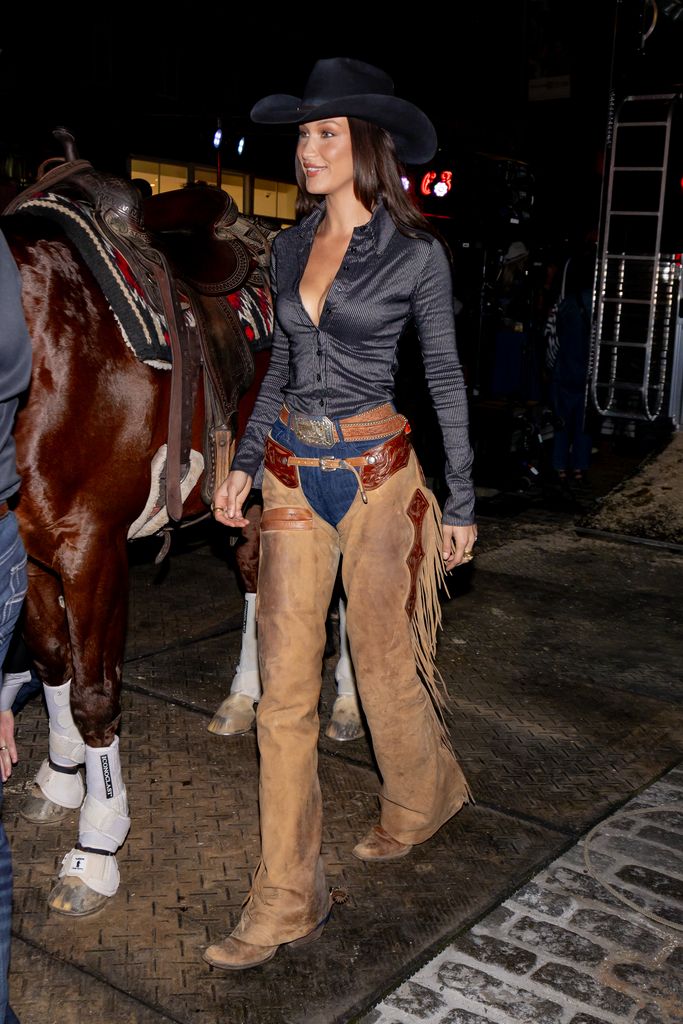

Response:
(2, 203), (265, 916)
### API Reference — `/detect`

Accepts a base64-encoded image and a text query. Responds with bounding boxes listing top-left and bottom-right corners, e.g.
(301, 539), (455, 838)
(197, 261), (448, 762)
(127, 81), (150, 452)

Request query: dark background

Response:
(0, 4), (626, 242)
(2, 2), (680, 243)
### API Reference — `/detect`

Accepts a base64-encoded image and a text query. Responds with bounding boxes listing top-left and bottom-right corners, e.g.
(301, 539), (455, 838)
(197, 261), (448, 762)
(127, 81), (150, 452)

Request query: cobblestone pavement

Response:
(358, 765), (683, 1024)
(5, 512), (682, 1024)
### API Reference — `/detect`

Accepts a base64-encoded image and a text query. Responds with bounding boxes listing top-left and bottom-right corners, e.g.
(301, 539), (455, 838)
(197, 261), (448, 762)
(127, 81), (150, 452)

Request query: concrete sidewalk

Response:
(5, 509), (683, 1023)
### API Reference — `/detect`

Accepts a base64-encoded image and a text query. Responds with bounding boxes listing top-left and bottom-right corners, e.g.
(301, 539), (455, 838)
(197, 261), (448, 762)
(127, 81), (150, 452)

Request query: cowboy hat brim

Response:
(250, 93), (437, 165)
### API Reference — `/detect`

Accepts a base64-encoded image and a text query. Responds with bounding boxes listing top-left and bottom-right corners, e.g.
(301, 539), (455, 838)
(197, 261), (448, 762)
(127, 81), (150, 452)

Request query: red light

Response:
(420, 171), (436, 196)
(440, 170), (453, 192)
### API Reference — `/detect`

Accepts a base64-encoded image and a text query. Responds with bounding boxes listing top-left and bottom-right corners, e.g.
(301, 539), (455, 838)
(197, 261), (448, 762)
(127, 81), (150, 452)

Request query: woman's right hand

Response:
(213, 470), (253, 529)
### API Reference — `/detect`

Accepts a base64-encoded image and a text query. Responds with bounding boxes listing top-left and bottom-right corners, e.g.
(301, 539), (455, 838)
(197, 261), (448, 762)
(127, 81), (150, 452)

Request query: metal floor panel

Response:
(8, 692), (566, 1024)
(10, 936), (174, 1024)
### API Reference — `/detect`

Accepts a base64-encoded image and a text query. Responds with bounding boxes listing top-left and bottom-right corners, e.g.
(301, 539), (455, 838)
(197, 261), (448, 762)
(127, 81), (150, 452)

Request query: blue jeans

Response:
(269, 415), (397, 527)
(0, 512), (27, 1024)
(551, 385), (592, 474)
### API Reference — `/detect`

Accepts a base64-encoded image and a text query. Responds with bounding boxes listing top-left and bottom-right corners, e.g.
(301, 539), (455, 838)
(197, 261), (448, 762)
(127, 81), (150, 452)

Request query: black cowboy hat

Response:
(250, 57), (437, 165)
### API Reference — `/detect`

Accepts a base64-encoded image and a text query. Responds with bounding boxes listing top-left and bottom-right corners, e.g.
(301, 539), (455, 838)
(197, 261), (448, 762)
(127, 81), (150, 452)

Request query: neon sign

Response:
(420, 171), (436, 196)
(421, 170), (454, 198)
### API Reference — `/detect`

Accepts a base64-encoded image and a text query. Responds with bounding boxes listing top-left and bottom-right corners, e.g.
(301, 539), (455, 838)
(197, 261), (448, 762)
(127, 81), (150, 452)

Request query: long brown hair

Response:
(295, 117), (438, 241)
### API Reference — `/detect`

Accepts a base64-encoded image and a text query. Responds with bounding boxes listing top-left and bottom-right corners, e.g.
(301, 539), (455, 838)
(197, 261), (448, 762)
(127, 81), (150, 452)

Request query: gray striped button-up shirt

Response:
(232, 197), (475, 525)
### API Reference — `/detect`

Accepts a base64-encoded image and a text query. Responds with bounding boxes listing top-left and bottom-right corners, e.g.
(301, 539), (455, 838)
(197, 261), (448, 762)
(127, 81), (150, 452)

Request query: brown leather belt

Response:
(0, 502), (9, 521)
(278, 403), (407, 445)
(264, 427), (412, 499)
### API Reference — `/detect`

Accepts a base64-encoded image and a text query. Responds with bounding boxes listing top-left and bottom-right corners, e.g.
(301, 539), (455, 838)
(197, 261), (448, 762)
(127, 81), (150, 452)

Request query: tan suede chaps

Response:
(231, 447), (472, 947)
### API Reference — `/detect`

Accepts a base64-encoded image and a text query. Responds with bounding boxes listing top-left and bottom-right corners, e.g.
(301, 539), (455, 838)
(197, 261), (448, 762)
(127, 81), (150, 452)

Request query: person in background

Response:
(545, 244), (595, 485)
(0, 228), (32, 1024)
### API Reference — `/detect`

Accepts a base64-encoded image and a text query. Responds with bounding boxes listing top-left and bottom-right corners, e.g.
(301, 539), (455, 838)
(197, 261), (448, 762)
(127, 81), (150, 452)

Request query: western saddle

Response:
(5, 128), (274, 522)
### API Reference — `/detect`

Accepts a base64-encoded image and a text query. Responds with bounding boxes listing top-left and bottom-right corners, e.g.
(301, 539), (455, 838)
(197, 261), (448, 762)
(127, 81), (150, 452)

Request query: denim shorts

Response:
(268, 416), (397, 527)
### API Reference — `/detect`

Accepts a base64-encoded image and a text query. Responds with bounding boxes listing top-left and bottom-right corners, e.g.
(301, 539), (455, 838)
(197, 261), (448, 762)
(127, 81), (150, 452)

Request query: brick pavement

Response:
(359, 766), (683, 1024)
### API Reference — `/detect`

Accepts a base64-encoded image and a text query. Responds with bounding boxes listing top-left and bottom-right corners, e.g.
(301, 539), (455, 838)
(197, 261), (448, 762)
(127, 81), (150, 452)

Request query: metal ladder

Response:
(590, 93), (681, 421)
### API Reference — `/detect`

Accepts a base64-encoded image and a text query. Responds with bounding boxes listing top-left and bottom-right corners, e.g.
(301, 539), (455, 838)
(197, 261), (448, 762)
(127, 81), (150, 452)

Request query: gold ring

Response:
(461, 550), (474, 562)
(0, 745), (8, 752)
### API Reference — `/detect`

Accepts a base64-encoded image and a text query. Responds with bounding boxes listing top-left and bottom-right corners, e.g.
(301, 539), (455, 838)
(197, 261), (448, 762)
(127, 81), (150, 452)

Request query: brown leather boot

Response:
(202, 935), (278, 970)
(352, 824), (413, 862)
(203, 907), (331, 970)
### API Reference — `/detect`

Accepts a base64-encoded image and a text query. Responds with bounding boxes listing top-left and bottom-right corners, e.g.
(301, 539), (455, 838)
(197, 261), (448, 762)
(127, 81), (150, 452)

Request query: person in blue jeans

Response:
(546, 248), (595, 484)
(0, 228), (33, 1024)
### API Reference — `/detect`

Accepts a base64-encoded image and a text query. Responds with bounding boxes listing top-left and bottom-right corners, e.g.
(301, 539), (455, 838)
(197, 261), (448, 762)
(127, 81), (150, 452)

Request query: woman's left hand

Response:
(443, 524), (478, 571)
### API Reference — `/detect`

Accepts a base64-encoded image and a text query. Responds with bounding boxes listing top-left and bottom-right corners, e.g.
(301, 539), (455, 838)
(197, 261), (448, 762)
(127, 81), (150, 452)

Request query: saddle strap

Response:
(117, 238), (199, 521)
(192, 290), (255, 505)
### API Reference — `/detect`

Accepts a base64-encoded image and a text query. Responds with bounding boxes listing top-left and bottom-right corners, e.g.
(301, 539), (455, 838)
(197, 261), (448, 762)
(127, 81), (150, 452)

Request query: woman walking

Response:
(206, 57), (477, 970)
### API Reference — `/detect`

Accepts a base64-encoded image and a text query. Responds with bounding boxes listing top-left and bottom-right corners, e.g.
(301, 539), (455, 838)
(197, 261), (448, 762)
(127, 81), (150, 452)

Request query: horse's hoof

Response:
(20, 784), (74, 824)
(48, 876), (109, 917)
(208, 693), (256, 735)
(325, 694), (365, 742)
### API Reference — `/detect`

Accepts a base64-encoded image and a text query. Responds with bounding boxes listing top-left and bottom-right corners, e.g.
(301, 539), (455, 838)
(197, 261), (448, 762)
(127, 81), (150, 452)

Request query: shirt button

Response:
(316, 349), (322, 356)
(316, 374), (321, 381)
(319, 399), (324, 407)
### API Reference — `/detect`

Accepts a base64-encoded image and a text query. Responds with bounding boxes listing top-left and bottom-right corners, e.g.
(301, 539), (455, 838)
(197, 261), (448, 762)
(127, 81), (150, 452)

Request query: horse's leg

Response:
(208, 502), (366, 740)
(47, 536), (131, 916)
(208, 500), (262, 735)
(325, 595), (365, 742)
(20, 562), (86, 822)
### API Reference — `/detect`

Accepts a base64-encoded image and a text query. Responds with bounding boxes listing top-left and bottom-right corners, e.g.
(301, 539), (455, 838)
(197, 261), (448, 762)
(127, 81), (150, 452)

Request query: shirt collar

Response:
(298, 196), (396, 255)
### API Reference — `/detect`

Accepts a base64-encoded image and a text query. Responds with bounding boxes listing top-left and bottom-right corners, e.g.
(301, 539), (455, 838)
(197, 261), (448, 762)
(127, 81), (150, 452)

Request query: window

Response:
(130, 158), (187, 195)
(254, 179), (297, 220)
(193, 166), (245, 211)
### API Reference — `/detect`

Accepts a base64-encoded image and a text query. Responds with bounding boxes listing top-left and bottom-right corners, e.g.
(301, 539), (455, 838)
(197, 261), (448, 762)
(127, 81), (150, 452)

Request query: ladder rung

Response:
(615, 120), (669, 127)
(608, 382), (646, 391)
(612, 166), (665, 172)
(602, 297), (651, 304)
(622, 92), (677, 102)
(604, 255), (657, 261)
(607, 210), (659, 217)
(598, 341), (649, 349)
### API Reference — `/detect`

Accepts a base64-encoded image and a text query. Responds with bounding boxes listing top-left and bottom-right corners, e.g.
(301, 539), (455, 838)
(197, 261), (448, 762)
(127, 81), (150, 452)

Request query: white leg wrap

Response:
(58, 847), (120, 898)
(79, 737), (130, 853)
(79, 793), (130, 851)
(35, 758), (85, 809)
(230, 593), (262, 701)
(0, 671), (31, 712)
(334, 597), (357, 696)
(44, 681), (85, 767)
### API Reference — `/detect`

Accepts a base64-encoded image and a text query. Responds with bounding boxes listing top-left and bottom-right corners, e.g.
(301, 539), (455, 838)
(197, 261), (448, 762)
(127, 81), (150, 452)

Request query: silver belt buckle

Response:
(290, 412), (336, 448)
